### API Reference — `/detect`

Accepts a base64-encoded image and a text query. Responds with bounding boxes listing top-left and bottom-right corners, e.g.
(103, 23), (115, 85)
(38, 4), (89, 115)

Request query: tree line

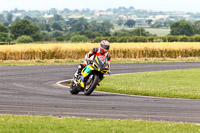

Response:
(0, 16), (200, 43)
(2, 7), (198, 26)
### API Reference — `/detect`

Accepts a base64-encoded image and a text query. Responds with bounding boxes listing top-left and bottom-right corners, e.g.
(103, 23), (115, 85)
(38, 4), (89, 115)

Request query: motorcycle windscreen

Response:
(98, 55), (107, 64)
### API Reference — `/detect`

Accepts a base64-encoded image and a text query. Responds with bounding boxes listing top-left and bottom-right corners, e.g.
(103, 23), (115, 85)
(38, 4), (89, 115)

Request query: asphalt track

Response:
(0, 62), (200, 123)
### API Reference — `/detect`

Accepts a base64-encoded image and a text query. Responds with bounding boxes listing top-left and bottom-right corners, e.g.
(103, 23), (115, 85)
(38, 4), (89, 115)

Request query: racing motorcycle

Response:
(70, 55), (110, 96)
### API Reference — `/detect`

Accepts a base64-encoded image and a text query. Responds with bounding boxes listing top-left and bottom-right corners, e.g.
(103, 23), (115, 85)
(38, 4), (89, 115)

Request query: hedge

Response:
(93, 35), (200, 43)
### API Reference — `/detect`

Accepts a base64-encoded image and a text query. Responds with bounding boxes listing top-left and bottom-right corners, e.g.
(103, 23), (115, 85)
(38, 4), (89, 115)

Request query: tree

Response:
(41, 31), (51, 41)
(113, 29), (130, 37)
(113, 28), (153, 37)
(70, 35), (89, 42)
(164, 20), (175, 27)
(101, 21), (114, 32)
(50, 30), (64, 38)
(68, 17), (89, 32)
(45, 24), (51, 32)
(48, 14), (65, 24)
(49, 8), (58, 14)
(6, 13), (13, 24)
(130, 28), (151, 36)
(0, 32), (14, 42)
(0, 32), (8, 42)
(24, 16), (32, 22)
(151, 22), (163, 28)
(79, 30), (99, 39)
(170, 21), (194, 36)
(0, 14), (5, 23)
(117, 19), (124, 26)
(70, 21), (89, 32)
(145, 19), (153, 25)
(3, 22), (9, 26)
(53, 14), (64, 21)
(88, 21), (100, 32)
(10, 19), (42, 41)
(78, 17), (88, 23)
(124, 20), (136, 27)
(96, 31), (111, 37)
(37, 22), (47, 31)
(0, 24), (8, 33)
(56, 36), (64, 41)
(24, 16), (40, 24)
(38, 23), (51, 32)
(16, 35), (34, 43)
(14, 17), (21, 22)
(193, 21), (200, 34)
(52, 22), (63, 31)
(66, 18), (78, 26)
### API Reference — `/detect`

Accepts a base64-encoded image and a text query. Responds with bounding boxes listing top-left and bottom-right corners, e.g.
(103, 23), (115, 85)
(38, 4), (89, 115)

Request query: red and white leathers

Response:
(76, 41), (111, 88)
(82, 47), (111, 70)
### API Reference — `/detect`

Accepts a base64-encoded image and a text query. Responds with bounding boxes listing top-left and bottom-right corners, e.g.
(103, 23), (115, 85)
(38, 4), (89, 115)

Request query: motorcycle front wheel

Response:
(84, 74), (99, 96)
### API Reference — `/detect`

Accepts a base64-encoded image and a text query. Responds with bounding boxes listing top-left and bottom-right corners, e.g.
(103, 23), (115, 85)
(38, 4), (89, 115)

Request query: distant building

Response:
(119, 15), (127, 20)
(174, 15), (191, 19)
(13, 13), (22, 17)
(155, 15), (169, 19)
(128, 15), (137, 19)
(44, 14), (54, 18)
(148, 14), (191, 20)
(68, 15), (91, 20)
(147, 16), (154, 19)
(94, 11), (113, 16)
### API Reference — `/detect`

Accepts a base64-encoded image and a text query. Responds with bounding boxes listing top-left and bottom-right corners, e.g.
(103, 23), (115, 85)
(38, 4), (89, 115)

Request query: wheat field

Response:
(0, 42), (200, 60)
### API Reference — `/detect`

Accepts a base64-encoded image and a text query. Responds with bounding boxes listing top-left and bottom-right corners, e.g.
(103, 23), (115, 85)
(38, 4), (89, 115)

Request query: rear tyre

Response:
(70, 82), (79, 95)
(84, 74), (99, 96)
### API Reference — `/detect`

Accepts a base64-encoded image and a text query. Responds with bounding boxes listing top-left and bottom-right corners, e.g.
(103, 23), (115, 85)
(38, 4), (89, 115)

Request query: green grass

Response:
(114, 26), (170, 36)
(1, 58), (200, 66)
(145, 28), (170, 36)
(0, 61), (79, 66)
(111, 58), (200, 64)
(97, 69), (200, 99)
(0, 115), (199, 133)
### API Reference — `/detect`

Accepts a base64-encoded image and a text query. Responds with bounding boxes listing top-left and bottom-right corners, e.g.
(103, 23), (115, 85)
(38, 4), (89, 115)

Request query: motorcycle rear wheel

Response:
(70, 82), (79, 95)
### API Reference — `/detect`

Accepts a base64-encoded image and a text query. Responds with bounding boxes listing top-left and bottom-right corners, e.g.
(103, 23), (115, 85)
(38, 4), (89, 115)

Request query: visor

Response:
(101, 43), (110, 50)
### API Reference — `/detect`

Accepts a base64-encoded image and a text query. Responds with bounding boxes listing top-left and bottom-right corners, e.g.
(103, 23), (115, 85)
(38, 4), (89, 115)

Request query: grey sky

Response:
(0, 0), (199, 12)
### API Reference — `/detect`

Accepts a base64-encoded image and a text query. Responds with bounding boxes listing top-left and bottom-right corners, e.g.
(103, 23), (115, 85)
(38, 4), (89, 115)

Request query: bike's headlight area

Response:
(101, 70), (109, 74)
(93, 62), (99, 70)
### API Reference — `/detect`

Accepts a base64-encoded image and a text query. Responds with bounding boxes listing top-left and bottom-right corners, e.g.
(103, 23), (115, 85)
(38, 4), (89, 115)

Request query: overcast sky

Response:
(0, 0), (200, 12)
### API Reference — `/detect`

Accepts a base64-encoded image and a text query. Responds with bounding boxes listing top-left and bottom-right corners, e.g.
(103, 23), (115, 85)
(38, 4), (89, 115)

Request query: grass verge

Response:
(0, 115), (199, 133)
(97, 68), (200, 99)
(0, 59), (80, 66)
(1, 57), (200, 66)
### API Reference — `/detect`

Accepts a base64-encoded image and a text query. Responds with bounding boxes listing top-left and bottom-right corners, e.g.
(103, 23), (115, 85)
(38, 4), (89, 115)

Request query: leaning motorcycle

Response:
(70, 55), (109, 96)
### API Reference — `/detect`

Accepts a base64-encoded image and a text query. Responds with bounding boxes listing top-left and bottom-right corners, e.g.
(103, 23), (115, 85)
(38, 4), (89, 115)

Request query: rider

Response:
(76, 40), (111, 88)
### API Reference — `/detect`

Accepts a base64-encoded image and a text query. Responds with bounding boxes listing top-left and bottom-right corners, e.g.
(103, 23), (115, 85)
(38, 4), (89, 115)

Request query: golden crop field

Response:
(0, 42), (200, 60)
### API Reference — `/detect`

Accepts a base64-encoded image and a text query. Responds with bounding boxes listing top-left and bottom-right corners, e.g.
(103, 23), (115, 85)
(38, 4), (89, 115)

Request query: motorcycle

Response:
(70, 55), (110, 96)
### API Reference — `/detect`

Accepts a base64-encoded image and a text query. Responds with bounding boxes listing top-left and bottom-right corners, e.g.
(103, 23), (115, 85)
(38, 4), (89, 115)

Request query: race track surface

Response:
(0, 62), (200, 123)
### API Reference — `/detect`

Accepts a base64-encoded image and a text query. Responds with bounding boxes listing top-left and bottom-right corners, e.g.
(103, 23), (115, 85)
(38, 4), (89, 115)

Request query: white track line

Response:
(56, 79), (72, 88)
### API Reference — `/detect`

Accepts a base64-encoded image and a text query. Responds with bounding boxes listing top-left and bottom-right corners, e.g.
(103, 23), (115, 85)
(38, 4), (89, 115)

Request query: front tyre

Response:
(84, 74), (99, 96)
(70, 82), (79, 95)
